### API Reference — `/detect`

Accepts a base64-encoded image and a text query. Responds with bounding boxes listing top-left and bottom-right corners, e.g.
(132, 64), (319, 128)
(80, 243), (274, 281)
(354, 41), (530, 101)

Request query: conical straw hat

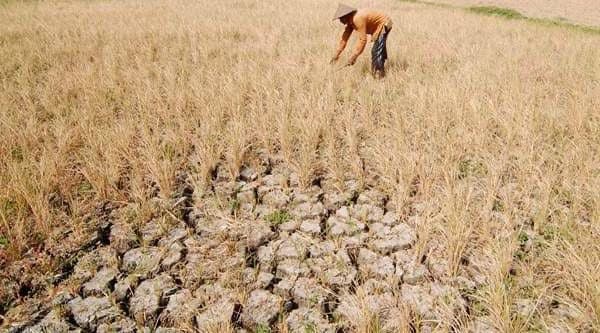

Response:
(333, 3), (357, 20)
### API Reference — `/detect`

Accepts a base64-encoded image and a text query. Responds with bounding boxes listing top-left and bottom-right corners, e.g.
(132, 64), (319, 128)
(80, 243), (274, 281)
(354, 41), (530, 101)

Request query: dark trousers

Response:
(371, 26), (391, 77)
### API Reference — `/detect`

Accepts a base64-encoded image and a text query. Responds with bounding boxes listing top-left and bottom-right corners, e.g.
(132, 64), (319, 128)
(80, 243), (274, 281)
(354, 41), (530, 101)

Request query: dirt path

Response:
(430, 0), (600, 27)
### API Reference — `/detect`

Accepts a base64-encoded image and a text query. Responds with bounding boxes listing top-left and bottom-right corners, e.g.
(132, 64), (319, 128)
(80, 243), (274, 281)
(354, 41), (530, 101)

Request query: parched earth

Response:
(2, 160), (486, 333)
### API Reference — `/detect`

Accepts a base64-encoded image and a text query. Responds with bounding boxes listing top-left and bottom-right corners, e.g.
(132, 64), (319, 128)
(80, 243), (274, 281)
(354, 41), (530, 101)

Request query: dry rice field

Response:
(1, 0), (599, 332)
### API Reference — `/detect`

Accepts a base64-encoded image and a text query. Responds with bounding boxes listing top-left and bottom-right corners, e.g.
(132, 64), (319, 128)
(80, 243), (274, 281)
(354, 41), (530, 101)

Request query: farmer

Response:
(330, 3), (393, 78)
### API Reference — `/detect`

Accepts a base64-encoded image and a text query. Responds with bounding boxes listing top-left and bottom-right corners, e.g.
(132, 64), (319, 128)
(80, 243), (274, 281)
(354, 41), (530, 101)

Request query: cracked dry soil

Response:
(2, 163), (483, 333)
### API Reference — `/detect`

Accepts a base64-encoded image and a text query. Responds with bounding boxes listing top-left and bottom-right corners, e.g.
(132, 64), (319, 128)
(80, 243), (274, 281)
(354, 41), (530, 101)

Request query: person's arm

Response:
(347, 23), (367, 65)
(331, 25), (353, 62)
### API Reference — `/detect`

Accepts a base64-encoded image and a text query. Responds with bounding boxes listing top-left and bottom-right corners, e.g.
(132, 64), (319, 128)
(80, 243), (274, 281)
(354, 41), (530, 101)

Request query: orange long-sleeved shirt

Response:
(333, 9), (392, 64)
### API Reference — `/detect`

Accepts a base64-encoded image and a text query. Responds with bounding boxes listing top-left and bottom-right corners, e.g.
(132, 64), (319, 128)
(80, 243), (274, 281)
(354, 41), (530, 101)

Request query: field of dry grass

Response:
(1, 0), (599, 331)
(428, 0), (600, 27)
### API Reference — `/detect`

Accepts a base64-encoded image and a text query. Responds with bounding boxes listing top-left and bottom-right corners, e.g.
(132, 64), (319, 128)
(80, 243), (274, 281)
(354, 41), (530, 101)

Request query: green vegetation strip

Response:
(469, 6), (524, 19)
(399, 0), (600, 35)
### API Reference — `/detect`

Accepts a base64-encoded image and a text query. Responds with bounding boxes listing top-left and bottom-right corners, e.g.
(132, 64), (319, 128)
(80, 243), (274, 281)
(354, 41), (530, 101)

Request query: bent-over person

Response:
(331, 3), (393, 78)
